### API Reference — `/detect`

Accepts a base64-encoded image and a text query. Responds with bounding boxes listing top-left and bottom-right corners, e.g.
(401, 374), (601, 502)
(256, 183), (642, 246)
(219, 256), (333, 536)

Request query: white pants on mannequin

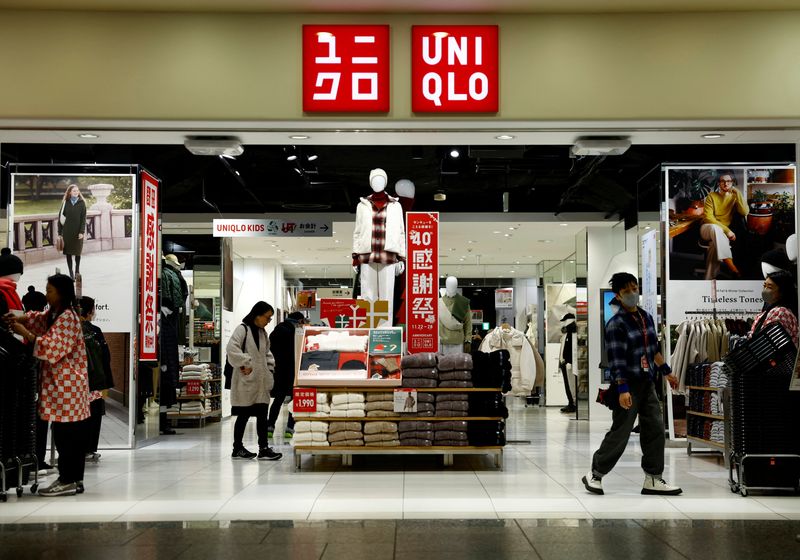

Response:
(699, 223), (732, 280)
(360, 263), (396, 326)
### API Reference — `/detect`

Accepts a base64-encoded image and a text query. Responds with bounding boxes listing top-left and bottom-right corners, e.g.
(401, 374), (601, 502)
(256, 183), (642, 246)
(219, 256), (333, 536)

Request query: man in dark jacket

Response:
(267, 312), (306, 438)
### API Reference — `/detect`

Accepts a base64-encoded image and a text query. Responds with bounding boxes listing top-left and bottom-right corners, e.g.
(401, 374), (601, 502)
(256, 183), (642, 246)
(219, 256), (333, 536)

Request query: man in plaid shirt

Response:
(582, 272), (682, 496)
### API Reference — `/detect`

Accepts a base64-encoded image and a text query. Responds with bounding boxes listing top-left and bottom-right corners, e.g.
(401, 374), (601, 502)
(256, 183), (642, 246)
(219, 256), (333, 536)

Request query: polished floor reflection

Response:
(1, 399), (799, 523)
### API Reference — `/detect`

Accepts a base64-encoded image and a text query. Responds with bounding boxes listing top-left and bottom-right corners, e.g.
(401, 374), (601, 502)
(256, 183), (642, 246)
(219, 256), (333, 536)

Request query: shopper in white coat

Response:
(352, 168), (406, 325)
(226, 301), (282, 461)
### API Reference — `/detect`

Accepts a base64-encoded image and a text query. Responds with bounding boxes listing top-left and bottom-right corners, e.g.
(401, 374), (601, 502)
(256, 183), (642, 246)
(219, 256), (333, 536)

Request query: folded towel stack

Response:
(365, 393), (396, 417)
(292, 421), (330, 447)
(291, 392), (331, 418)
(401, 368), (438, 388)
(330, 392), (366, 418)
(435, 392), (470, 417)
(364, 421), (399, 446)
(437, 353), (473, 388)
(468, 420), (506, 446)
(400, 392), (435, 417)
(469, 393), (509, 419)
(433, 420), (468, 446)
(178, 401), (206, 414)
(328, 421), (364, 446)
(180, 363), (212, 381)
(398, 420), (433, 446)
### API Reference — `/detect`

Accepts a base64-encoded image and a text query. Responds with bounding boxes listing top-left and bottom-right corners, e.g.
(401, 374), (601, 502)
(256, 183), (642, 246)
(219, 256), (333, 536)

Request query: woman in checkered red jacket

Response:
(5, 273), (90, 497)
(749, 270), (798, 346)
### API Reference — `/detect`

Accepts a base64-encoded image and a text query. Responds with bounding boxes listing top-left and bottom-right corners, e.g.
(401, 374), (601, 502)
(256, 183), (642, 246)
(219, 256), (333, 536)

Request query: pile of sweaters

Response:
(437, 353), (473, 388)
(330, 393), (365, 417)
(434, 420), (469, 446)
(399, 420), (433, 446)
(365, 392), (395, 417)
(364, 421), (399, 447)
(327, 421), (364, 446)
(292, 421), (329, 447)
(400, 353), (439, 388)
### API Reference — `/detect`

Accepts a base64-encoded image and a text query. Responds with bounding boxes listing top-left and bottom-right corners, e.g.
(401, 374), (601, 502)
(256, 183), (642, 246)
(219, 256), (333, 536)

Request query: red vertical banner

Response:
(406, 212), (439, 354)
(139, 170), (159, 361)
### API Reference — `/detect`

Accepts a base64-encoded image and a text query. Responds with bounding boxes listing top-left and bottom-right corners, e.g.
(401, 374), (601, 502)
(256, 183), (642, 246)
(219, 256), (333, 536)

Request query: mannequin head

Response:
(445, 276), (458, 297)
(394, 179), (415, 199)
(787, 234), (797, 263)
(369, 168), (388, 193)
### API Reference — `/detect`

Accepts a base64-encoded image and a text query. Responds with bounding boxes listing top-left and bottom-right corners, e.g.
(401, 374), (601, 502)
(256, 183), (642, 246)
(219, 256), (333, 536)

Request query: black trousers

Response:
(233, 407), (269, 449)
(591, 378), (665, 477)
(560, 362), (575, 407)
(51, 419), (89, 484)
(86, 399), (105, 453)
(267, 390), (295, 430)
(36, 417), (49, 466)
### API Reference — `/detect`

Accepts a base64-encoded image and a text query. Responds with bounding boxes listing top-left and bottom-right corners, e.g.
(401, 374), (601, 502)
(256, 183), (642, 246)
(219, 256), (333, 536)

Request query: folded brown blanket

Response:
(417, 392), (435, 404)
(365, 440), (400, 447)
(365, 401), (394, 412)
(398, 438), (432, 446)
(438, 381), (473, 388)
(366, 392), (394, 403)
(434, 421), (468, 431)
(403, 378), (438, 388)
(436, 401), (469, 412)
(435, 409), (469, 417)
(402, 367), (438, 379)
(329, 422), (363, 434)
(401, 353), (438, 368)
(437, 353), (473, 372)
(364, 432), (400, 443)
(400, 410), (434, 417)
(435, 440), (468, 446)
(438, 370), (472, 382)
(338, 439), (365, 447)
(434, 431), (469, 441)
(436, 393), (469, 402)
(363, 422), (398, 435)
(366, 410), (396, 417)
(399, 430), (434, 440)
(329, 431), (364, 442)
(399, 421), (434, 432)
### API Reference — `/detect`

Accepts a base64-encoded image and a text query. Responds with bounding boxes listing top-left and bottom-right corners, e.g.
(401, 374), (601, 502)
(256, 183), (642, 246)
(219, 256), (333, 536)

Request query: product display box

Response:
(295, 327), (403, 387)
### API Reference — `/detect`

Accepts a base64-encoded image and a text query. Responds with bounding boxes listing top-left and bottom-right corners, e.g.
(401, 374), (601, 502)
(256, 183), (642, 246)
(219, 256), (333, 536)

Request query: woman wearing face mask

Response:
(57, 184), (87, 280)
(749, 270), (798, 345)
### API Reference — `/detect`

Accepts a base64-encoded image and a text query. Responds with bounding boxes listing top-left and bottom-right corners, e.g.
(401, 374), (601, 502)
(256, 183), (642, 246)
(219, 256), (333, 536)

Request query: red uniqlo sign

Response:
(303, 25), (390, 112)
(293, 388), (318, 413)
(406, 212), (439, 353)
(411, 25), (498, 113)
(139, 170), (159, 361)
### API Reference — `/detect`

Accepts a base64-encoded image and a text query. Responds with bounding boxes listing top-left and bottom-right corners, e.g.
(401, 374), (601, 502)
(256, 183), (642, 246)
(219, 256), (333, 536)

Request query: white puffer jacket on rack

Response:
(480, 326), (536, 395)
(352, 196), (406, 257)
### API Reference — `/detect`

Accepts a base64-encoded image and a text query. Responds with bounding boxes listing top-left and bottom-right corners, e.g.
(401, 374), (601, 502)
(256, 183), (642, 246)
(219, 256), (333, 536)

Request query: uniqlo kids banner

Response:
(303, 24), (390, 112)
(411, 25), (499, 113)
(140, 170), (160, 361)
(406, 212), (439, 353)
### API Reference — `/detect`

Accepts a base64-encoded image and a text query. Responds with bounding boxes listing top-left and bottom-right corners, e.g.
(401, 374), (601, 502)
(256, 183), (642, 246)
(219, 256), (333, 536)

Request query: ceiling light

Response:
(645, 226), (652, 230)
(185, 137), (243, 157)
(307, 154), (318, 161)
(287, 154), (297, 161)
(433, 31), (449, 38)
(569, 260), (575, 263)
(78, 133), (99, 139)
(538, 239), (553, 243)
(570, 137), (630, 156)
(433, 191), (447, 202)
(508, 227), (517, 230)
(702, 133), (724, 139)
(495, 135), (515, 140)
(509, 270), (515, 273)
(290, 135), (310, 140)
(504, 233), (511, 237)
(515, 261), (520, 265)
(492, 230), (502, 234)
(559, 223), (568, 227)
(334, 239), (340, 243)
(449, 149), (460, 158)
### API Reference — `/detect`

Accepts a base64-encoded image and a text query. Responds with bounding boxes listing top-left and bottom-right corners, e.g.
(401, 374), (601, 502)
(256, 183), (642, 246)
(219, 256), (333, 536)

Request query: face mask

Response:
(620, 292), (638, 308)
(762, 290), (776, 306)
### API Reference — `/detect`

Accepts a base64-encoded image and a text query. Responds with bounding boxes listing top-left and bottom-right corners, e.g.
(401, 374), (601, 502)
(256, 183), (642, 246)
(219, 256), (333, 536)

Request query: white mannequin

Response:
(439, 276), (472, 355)
(445, 276), (458, 297)
(352, 168), (406, 326)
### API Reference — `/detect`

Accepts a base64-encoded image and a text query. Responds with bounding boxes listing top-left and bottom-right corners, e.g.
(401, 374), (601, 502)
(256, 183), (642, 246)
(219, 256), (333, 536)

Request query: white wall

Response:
(587, 225), (639, 421)
(512, 277), (539, 331)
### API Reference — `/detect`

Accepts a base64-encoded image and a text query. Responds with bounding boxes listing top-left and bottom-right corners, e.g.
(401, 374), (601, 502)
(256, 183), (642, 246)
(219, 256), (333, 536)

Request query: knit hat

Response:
(369, 168), (388, 191)
(0, 248), (23, 277)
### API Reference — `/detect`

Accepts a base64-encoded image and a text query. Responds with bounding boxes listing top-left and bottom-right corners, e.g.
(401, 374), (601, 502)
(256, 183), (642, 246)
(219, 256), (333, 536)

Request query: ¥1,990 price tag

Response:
(293, 388), (318, 413)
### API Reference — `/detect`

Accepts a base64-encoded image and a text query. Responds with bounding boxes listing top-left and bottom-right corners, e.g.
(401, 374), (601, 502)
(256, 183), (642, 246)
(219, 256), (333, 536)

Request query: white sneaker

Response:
(582, 470), (604, 495)
(642, 474), (682, 495)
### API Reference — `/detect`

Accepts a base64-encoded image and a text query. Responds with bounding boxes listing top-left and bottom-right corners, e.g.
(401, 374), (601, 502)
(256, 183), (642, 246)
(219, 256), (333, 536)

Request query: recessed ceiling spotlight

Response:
(334, 239), (340, 243)
(509, 270), (515, 273)
(504, 233), (511, 237)
(702, 133), (724, 139)
(433, 191), (447, 202)
(307, 154), (318, 162)
(508, 226), (517, 230)
(645, 226), (652, 230)
(449, 148), (460, 158)
(495, 135), (515, 140)
(559, 223), (568, 227)
(538, 239), (553, 243)
(287, 154), (298, 161)
(467, 240), (477, 244)
(290, 135), (310, 140)
(569, 260), (575, 263)
(78, 133), (99, 139)
(492, 230), (502, 234)
(515, 261), (520, 265)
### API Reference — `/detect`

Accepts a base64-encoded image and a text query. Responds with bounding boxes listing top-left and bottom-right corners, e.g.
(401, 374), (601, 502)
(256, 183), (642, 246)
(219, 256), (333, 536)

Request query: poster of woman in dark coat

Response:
(57, 184), (87, 279)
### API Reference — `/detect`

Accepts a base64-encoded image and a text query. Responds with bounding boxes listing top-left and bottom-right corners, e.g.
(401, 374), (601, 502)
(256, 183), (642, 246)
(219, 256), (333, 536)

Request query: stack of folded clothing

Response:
(365, 392), (395, 417)
(470, 352), (504, 389)
(180, 363), (212, 381)
(364, 421), (400, 446)
(292, 421), (330, 447)
(401, 353), (439, 388)
(437, 353), (473, 388)
(481, 350), (513, 393)
(330, 393), (366, 417)
(434, 420), (468, 446)
(469, 393), (509, 419)
(467, 420), (506, 446)
(401, 392), (435, 417)
(398, 420), (434, 446)
(291, 392), (331, 418)
(327, 421), (364, 446)
(435, 393), (469, 417)
(177, 401), (206, 414)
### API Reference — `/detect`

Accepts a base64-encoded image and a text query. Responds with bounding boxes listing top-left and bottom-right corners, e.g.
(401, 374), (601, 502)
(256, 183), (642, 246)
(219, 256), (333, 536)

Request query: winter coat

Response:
(352, 196), (406, 257)
(226, 324), (275, 411)
(269, 319), (298, 395)
(160, 263), (185, 312)
(58, 198), (87, 256)
(480, 326), (536, 396)
(24, 309), (90, 423)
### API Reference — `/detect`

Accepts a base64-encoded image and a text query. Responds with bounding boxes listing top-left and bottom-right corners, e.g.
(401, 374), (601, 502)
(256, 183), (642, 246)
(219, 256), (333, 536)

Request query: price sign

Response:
(186, 380), (202, 396)
(293, 387), (318, 412)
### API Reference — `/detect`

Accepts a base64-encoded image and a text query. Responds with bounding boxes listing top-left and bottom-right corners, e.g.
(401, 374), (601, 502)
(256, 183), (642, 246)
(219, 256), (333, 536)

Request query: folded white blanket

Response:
(305, 332), (369, 353)
(331, 393), (366, 406)
(294, 421), (329, 433)
(293, 431), (328, 443)
(291, 440), (330, 447)
(331, 402), (366, 411)
(363, 422), (398, 435)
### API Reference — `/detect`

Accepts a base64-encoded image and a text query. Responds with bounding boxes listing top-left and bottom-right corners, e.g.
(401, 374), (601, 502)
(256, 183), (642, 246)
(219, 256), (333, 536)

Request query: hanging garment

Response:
(479, 326), (535, 395)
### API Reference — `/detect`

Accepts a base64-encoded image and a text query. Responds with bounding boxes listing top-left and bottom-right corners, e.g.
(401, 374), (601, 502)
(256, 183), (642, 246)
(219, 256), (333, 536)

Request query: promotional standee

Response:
(663, 164), (797, 443)
(7, 164), (159, 449)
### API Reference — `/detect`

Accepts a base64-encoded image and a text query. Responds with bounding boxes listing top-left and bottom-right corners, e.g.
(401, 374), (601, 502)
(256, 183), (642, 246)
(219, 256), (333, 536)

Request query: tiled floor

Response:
(2, 399), (799, 523)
